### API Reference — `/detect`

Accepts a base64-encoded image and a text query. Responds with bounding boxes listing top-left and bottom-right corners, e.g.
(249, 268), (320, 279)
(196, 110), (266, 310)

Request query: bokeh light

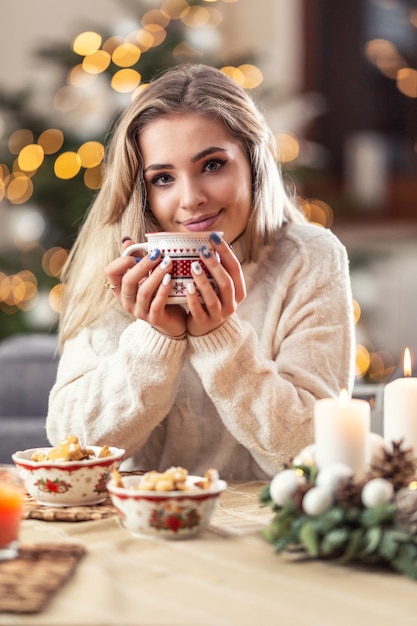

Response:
(365, 38), (405, 79)
(11, 207), (45, 242)
(42, 247), (69, 277)
(0, 270), (38, 310)
(397, 68), (417, 98)
(112, 43), (141, 67)
(111, 69), (141, 92)
(77, 141), (105, 168)
(82, 50), (111, 74)
(355, 343), (396, 382)
(73, 31), (102, 56)
(8, 129), (34, 154)
(275, 132), (300, 163)
(6, 173), (34, 205)
(38, 129), (64, 155)
(84, 165), (103, 189)
(356, 344), (371, 378)
(54, 152), (82, 179)
(367, 351), (396, 383)
(352, 298), (361, 325)
(300, 197), (334, 228)
(220, 65), (262, 89)
(18, 144), (44, 172)
(49, 283), (65, 314)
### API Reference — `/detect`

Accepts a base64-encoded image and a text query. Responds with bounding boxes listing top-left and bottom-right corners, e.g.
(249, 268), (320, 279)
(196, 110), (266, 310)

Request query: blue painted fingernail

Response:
(209, 232), (222, 245)
(199, 245), (212, 259)
(149, 248), (161, 261)
(191, 261), (203, 275)
(135, 257), (142, 263)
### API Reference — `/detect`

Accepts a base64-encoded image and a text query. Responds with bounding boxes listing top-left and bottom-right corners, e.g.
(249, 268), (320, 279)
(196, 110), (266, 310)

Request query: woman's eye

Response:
(151, 173), (173, 186)
(204, 159), (226, 172)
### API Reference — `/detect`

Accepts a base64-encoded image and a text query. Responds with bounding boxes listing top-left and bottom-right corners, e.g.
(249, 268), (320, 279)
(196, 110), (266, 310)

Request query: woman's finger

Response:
(105, 240), (160, 299)
(105, 256), (137, 293)
(209, 233), (246, 303)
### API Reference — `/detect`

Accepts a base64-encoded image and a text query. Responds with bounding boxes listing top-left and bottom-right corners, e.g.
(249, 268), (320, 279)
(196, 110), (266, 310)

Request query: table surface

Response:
(1, 481), (417, 626)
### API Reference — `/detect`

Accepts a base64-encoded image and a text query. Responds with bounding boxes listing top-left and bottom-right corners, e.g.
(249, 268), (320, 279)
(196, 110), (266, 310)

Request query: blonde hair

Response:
(58, 63), (302, 347)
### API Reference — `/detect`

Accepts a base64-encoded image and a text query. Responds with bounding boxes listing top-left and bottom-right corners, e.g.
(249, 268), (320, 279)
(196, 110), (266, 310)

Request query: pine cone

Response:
(369, 440), (417, 491)
(334, 476), (366, 508)
(292, 482), (313, 511)
(394, 488), (417, 533)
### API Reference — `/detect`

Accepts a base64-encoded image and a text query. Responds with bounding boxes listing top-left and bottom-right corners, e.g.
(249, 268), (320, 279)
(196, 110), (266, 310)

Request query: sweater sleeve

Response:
(187, 227), (355, 476)
(46, 314), (187, 457)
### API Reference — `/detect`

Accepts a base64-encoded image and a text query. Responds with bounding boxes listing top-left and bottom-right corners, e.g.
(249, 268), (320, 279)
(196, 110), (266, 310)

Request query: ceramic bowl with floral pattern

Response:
(107, 473), (227, 539)
(12, 446), (125, 506)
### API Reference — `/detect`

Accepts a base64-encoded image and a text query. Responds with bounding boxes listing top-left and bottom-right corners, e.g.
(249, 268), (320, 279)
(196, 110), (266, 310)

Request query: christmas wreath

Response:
(260, 439), (417, 579)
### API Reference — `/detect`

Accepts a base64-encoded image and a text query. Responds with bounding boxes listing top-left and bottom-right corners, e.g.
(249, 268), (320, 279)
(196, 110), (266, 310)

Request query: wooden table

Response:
(1, 481), (417, 626)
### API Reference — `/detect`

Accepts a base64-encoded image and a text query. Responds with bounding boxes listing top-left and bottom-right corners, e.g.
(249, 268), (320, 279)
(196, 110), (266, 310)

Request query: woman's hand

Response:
(185, 234), (246, 337)
(105, 239), (187, 338)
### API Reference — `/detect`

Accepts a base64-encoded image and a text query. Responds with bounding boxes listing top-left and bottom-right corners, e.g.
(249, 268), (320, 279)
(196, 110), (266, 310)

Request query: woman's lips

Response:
(181, 211), (222, 232)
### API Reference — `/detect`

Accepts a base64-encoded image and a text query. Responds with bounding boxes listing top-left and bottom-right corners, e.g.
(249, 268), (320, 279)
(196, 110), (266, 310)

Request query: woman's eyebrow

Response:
(143, 162), (173, 173)
(191, 146), (227, 163)
(143, 147), (227, 173)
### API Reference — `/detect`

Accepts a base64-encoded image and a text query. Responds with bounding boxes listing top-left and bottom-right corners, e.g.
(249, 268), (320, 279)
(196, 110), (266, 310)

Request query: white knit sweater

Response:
(47, 222), (355, 480)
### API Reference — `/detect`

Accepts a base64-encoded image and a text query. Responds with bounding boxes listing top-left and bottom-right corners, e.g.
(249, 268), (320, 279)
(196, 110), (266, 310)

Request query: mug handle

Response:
(122, 242), (149, 257)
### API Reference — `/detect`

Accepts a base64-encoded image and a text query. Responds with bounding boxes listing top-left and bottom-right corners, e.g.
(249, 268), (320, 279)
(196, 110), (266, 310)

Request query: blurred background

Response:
(0, 0), (416, 386)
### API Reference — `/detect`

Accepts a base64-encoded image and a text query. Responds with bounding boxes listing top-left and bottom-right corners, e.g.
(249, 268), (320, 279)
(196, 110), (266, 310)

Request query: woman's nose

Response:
(179, 178), (207, 210)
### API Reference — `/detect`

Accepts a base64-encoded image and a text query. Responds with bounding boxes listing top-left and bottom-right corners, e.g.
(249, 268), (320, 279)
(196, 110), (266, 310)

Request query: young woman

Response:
(46, 64), (355, 480)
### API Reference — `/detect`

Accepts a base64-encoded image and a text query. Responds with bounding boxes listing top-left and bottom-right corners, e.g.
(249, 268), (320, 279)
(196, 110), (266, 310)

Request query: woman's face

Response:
(139, 113), (252, 243)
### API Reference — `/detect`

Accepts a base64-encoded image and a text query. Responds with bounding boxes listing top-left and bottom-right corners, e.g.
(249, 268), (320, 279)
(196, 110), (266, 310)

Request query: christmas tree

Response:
(0, 0), (256, 339)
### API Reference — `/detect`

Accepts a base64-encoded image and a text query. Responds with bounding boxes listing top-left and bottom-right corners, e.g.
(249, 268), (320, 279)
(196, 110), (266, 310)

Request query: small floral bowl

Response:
(107, 474), (227, 539)
(12, 447), (125, 507)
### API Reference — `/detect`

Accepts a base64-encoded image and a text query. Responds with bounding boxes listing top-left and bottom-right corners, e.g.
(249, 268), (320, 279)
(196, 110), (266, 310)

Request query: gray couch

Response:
(0, 333), (59, 463)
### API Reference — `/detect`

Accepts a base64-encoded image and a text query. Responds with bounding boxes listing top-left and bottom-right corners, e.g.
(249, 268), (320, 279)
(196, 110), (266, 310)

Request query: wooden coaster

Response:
(22, 493), (117, 521)
(0, 543), (86, 613)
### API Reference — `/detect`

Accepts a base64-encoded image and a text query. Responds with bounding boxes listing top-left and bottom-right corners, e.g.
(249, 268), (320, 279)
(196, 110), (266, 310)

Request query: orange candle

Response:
(0, 484), (22, 546)
(0, 466), (23, 558)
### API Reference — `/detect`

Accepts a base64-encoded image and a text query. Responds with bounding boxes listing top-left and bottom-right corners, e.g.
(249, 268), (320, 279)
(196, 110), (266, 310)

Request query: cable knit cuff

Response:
(187, 315), (243, 353)
(121, 319), (187, 358)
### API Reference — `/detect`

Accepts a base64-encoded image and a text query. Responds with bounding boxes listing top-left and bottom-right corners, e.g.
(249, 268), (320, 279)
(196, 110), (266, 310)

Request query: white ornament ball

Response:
(316, 463), (354, 493)
(269, 469), (306, 506)
(302, 486), (334, 516)
(361, 478), (394, 508)
(293, 444), (317, 467)
(367, 432), (387, 464)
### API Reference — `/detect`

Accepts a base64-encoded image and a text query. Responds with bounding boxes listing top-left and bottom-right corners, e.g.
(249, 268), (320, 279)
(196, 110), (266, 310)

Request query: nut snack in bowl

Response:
(107, 467), (227, 539)
(12, 436), (125, 507)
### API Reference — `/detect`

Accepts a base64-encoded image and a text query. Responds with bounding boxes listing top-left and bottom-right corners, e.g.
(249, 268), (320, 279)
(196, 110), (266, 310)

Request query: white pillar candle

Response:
(384, 348), (417, 453)
(314, 389), (370, 476)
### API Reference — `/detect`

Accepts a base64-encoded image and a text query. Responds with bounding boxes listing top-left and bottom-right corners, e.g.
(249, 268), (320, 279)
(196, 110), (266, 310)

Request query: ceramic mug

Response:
(122, 231), (222, 304)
